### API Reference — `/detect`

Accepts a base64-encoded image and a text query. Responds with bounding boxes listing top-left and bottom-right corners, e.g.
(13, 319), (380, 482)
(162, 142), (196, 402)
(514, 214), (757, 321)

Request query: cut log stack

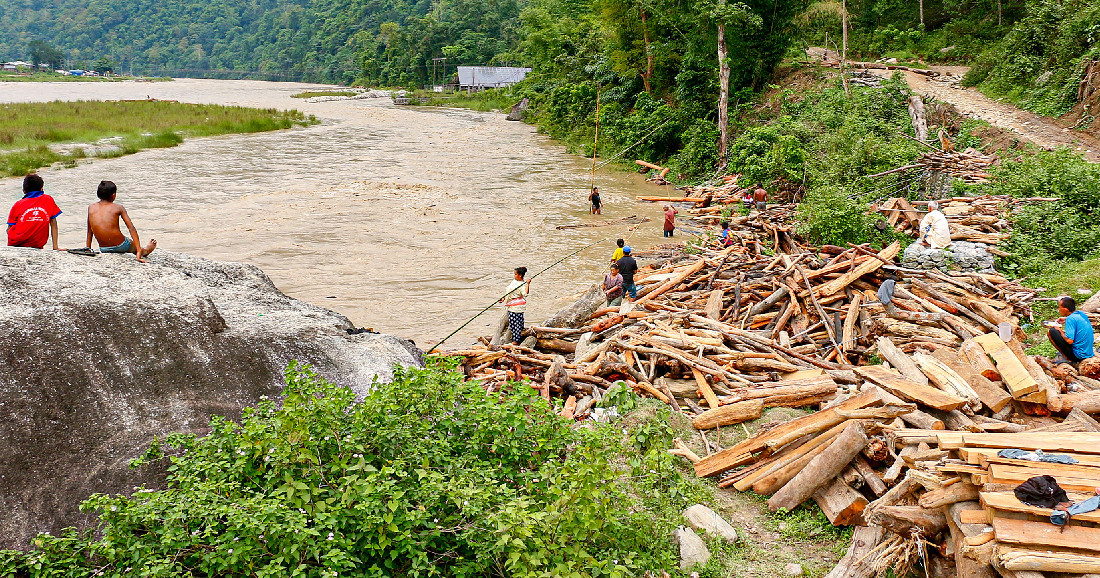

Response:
(442, 198), (1100, 577)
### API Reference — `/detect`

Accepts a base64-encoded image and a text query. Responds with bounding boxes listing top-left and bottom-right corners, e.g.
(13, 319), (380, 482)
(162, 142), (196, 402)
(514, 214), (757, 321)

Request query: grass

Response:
(0, 72), (172, 83)
(1020, 257), (1100, 355)
(0, 100), (318, 176)
(290, 89), (359, 98)
(410, 87), (521, 112)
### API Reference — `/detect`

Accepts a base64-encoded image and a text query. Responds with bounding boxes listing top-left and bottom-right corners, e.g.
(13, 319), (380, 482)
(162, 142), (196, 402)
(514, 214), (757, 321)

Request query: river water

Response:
(0, 79), (676, 347)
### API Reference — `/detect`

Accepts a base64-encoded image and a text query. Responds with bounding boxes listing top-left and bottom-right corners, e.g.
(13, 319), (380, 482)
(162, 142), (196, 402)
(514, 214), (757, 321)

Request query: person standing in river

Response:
(7, 174), (64, 250)
(86, 180), (157, 262)
(589, 187), (602, 215)
(662, 204), (678, 237)
(500, 267), (531, 344)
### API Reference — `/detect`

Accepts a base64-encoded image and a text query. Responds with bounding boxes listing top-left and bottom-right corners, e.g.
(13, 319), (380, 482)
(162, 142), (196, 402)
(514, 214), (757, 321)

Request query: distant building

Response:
(456, 66), (531, 91)
(2, 61), (32, 72)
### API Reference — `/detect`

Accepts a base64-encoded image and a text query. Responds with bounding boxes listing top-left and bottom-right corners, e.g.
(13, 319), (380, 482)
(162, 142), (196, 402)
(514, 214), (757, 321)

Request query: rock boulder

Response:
(0, 248), (421, 549)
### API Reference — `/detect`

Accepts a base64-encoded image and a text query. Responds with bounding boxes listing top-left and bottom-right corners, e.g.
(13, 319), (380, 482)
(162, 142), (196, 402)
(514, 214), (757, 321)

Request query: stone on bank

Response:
(0, 247), (422, 550)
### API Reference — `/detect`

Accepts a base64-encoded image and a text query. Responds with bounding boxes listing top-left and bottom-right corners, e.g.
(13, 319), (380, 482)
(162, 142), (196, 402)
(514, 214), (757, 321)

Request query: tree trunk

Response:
(841, 0), (850, 97)
(640, 7), (653, 93)
(768, 421), (868, 512)
(716, 15), (730, 169)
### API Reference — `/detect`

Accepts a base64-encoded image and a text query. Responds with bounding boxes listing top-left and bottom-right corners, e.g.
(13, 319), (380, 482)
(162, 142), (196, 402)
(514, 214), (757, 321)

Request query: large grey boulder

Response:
(683, 504), (740, 543)
(675, 526), (711, 571)
(0, 248), (421, 549)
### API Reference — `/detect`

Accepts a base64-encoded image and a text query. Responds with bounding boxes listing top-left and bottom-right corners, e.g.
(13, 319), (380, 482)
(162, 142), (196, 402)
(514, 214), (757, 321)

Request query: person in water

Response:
(612, 238), (625, 262)
(500, 267), (531, 344)
(589, 187), (602, 215)
(7, 173), (64, 250)
(86, 180), (157, 262)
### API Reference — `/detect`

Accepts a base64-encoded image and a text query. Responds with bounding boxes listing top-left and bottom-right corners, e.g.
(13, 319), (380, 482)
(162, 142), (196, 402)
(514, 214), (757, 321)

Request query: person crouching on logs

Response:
(500, 267), (531, 344)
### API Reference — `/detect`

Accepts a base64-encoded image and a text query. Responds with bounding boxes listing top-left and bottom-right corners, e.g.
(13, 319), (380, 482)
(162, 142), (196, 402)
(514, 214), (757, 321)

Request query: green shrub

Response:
(0, 363), (697, 577)
(727, 125), (806, 185)
(795, 185), (879, 246)
(673, 120), (721, 178)
(981, 149), (1100, 275)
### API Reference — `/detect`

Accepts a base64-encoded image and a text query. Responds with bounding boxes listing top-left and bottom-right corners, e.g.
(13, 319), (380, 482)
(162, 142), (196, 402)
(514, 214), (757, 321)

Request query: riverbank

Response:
(0, 79), (675, 346)
(445, 194), (1100, 576)
(0, 99), (317, 176)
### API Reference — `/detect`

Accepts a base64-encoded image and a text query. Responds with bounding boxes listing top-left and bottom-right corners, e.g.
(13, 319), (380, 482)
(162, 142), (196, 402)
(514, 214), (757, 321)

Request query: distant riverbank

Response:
(0, 99), (317, 176)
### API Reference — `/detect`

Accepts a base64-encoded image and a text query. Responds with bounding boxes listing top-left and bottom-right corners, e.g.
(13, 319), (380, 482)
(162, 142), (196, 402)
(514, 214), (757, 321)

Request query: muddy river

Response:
(0, 79), (680, 346)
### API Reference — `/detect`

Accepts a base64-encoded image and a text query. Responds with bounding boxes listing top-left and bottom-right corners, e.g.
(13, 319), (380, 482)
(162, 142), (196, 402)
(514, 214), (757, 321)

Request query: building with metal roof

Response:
(456, 66), (531, 90)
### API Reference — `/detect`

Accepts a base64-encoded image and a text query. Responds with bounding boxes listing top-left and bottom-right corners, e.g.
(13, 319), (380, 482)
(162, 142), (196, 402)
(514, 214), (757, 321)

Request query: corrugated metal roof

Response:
(456, 66), (531, 88)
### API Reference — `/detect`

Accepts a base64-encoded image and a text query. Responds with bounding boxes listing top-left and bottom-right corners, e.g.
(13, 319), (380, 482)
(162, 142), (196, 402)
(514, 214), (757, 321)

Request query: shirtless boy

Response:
(86, 181), (156, 262)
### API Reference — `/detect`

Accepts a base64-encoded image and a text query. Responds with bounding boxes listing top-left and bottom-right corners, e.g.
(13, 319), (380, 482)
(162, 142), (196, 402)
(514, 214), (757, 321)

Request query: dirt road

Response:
(887, 66), (1100, 162)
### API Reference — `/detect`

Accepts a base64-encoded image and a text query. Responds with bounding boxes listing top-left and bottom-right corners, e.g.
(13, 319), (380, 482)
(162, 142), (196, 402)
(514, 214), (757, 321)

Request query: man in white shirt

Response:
(919, 200), (952, 249)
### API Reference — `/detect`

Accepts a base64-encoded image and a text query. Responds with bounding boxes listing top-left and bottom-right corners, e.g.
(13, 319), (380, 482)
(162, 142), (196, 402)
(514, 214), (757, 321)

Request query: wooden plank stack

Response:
(441, 201), (1100, 577)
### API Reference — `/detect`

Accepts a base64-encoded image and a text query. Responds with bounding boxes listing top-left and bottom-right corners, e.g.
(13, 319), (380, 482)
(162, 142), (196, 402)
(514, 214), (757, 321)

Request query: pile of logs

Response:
(872, 195), (1063, 250)
(867, 150), (997, 185)
(442, 205), (1100, 577)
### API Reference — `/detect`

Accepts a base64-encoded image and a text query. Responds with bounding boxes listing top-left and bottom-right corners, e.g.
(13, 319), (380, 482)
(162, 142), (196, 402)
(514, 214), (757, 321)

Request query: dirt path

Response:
(884, 66), (1100, 162)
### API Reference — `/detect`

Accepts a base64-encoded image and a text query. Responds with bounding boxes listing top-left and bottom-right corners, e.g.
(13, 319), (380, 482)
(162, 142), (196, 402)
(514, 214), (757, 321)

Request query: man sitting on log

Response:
(1048, 296), (1095, 365)
(918, 200), (951, 249)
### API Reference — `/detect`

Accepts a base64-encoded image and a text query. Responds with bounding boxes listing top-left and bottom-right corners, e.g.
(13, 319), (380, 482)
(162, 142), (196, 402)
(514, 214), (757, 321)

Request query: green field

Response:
(0, 72), (172, 83)
(0, 100), (318, 176)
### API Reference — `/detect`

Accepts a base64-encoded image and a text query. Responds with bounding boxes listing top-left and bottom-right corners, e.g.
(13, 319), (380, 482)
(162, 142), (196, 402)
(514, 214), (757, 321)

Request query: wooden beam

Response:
(856, 365), (968, 411)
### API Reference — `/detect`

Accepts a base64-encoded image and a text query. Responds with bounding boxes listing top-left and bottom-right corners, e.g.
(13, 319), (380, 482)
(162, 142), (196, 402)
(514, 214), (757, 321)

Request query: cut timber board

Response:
(988, 462), (1100, 493)
(856, 365), (967, 411)
(693, 389), (881, 478)
(972, 333), (1039, 398)
(982, 491), (1100, 524)
(940, 432), (1100, 454)
(998, 545), (1100, 573)
(963, 447), (1100, 468)
(993, 515), (1100, 552)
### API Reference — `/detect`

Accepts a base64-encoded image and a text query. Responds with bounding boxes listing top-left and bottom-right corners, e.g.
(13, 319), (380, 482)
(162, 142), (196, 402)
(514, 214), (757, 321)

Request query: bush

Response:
(982, 149), (1100, 275)
(0, 363), (697, 577)
(673, 119), (721, 179)
(795, 185), (880, 246)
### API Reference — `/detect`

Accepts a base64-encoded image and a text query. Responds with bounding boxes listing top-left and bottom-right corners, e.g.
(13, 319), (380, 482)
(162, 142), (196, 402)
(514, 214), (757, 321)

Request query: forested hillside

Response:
(0, 0), (517, 84)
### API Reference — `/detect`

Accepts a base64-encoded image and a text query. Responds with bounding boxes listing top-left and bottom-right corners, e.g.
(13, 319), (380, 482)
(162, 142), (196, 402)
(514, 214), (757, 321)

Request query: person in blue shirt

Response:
(1048, 296), (1095, 364)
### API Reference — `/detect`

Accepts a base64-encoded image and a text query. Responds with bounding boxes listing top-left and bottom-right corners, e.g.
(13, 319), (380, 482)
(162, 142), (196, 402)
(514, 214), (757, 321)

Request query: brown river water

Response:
(0, 79), (679, 347)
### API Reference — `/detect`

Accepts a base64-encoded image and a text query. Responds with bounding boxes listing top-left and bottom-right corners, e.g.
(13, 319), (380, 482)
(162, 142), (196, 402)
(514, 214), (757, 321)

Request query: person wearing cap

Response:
(616, 246), (639, 300)
(918, 200), (951, 249)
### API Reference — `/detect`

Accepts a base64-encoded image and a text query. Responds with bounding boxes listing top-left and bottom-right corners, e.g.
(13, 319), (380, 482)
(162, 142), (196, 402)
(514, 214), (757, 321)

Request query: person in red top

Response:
(7, 174), (64, 250)
(663, 204), (678, 237)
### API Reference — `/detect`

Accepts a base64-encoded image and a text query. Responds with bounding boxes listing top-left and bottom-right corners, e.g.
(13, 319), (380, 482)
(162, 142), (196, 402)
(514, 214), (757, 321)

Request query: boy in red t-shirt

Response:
(7, 174), (64, 250)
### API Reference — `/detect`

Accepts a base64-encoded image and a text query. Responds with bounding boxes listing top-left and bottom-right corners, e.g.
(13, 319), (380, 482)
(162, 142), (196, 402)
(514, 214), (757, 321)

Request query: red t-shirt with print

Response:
(7, 192), (62, 248)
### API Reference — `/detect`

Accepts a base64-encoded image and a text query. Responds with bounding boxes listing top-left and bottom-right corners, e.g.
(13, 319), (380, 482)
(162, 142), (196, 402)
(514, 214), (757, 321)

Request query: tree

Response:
(28, 40), (64, 70)
(94, 57), (116, 74)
